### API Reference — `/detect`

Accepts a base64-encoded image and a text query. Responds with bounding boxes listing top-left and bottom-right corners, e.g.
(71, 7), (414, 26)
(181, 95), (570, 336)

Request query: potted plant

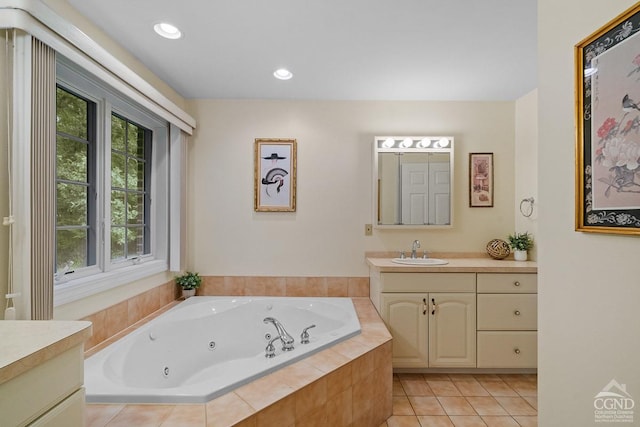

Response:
(507, 232), (534, 261)
(175, 271), (202, 298)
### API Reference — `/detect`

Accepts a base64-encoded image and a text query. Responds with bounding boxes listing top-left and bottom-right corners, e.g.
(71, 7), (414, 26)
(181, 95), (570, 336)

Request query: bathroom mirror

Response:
(374, 136), (454, 227)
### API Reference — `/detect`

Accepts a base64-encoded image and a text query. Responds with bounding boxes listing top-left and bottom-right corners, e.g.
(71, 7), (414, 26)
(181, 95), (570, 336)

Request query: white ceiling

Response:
(66, 0), (537, 101)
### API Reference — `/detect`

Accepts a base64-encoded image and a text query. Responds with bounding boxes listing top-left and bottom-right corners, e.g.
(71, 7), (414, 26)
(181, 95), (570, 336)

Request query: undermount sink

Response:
(391, 258), (449, 266)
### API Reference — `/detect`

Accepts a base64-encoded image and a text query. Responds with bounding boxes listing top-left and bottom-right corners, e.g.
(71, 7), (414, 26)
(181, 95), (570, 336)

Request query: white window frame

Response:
(53, 56), (169, 306)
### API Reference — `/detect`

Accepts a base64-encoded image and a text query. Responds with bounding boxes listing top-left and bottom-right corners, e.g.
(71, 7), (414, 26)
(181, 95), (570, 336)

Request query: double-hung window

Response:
(54, 57), (169, 304)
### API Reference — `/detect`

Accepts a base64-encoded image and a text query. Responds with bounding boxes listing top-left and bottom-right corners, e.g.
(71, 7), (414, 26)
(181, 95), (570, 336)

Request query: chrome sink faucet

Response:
(411, 240), (421, 259)
(263, 317), (295, 351)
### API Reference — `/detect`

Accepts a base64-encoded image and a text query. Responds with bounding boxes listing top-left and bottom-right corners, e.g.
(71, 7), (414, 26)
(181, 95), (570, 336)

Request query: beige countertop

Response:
(0, 320), (92, 385)
(366, 257), (537, 273)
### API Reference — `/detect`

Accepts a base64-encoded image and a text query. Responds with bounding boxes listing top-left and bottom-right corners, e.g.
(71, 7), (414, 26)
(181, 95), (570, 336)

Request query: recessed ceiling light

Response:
(273, 68), (293, 80)
(154, 22), (182, 40)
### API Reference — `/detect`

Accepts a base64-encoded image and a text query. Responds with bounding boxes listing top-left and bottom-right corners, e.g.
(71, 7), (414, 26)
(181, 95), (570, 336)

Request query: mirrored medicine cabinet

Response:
(373, 136), (454, 228)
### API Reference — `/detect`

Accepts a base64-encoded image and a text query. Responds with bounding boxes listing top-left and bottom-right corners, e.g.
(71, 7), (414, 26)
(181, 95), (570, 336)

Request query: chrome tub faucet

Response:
(263, 317), (295, 352)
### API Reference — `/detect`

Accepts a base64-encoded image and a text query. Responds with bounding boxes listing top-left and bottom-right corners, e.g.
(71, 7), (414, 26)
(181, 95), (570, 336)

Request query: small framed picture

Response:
(254, 138), (297, 212)
(469, 153), (493, 207)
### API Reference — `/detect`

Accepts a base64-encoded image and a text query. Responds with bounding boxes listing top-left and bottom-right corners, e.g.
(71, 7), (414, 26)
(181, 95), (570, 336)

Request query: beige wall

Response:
(0, 32), (8, 318)
(186, 99), (516, 277)
(538, 1), (640, 425)
(515, 89), (538, 259)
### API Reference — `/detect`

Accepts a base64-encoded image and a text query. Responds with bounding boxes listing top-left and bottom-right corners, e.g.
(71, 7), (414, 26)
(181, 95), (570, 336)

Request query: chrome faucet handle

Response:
(300, 324), (316, 344)
(399, 251), (406, 259)
(422, 250), (429, 259)
(265, 336), (280, 358)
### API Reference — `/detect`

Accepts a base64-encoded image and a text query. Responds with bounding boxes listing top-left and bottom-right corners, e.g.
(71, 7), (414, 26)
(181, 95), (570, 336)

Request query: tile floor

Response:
(381, 373), (537, 427)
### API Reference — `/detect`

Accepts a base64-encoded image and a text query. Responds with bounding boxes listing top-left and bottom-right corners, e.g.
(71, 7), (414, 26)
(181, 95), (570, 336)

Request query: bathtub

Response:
(84, 296), (361, 403)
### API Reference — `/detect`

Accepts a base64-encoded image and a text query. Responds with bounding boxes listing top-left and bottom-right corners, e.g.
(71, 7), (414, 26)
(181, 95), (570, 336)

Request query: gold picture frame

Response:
(576, 3), (640, 235)
(254, 138), (297, 212)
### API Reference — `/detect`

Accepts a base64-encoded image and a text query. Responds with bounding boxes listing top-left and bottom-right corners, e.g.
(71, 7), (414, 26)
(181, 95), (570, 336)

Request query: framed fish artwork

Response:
(254, 138), (297, 212)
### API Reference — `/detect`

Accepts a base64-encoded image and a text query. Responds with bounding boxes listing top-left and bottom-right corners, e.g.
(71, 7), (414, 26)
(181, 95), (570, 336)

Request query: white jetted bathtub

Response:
(84, 296), (361, 403)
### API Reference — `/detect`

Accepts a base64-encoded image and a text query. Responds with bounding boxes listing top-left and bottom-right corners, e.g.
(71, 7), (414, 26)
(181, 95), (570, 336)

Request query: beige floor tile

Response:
(473, 374), (503, 382)
(398, 373), (428, 381)
(424, 373), (453, 381)
(427, 380), (462, 396)
(448, 415), (488, 427)
(437, 397), (477, 416)
(408, 396), (446, 416)
(480, 416), (520, 427)
(86, 404), (124, 427)
(417, 415), (455, 427)
(455, 381), (491, 397)
(509, 381), (537, 397)
(478, 381), (519, 397)
(386, 415), (423, 427)
(465, 397), (508, 416)
(494, 397), (537, 416)
(394, 379), (407, 395)
(402, 379), (435, 396)
(523, 396), (538, 410)
(160, 405), (206, 427)
(448, 374), (477, 382)
(513, 415), (538, 427)
(394, 396), (416, 415)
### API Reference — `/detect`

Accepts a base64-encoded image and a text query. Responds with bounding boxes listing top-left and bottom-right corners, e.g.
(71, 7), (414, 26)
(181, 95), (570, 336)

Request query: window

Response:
(55, 87), (96, 272)
(54, 57), (169, 304)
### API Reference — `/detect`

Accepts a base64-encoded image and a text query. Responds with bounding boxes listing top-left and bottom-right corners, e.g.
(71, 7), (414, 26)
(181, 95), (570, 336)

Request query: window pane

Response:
(111, 227), (125, 260)
(127, 193), (144, 224)
(56, 183), (87, 226)
(111, 152), (126, 188)
(56, 229), (87, 270)
(56, 137), (87, 182)
(127, 227), (144, 257)
(111, 115), (126, 152)
(56, 87), (87, 139)
(111, 190), (126, 225)
(127, 157), (145, 190)
(127, 122), (145, 158)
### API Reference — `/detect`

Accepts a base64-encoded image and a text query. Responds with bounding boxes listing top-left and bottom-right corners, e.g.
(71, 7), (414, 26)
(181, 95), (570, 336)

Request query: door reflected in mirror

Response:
(374, 136), (454, 227)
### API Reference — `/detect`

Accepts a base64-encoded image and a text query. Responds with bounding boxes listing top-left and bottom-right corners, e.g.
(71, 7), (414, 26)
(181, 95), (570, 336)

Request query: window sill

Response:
(53, 259), (168, 307)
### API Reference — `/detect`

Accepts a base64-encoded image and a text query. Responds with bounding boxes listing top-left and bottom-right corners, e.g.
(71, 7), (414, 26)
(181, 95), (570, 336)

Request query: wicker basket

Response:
(486, 239), (511, 260)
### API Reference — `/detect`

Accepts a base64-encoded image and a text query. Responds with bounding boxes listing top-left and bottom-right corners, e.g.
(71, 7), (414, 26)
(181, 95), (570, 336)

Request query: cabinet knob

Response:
(514, 310), (521, 316)
(514, 281), (521, 287)
(514, 348), (521, 355)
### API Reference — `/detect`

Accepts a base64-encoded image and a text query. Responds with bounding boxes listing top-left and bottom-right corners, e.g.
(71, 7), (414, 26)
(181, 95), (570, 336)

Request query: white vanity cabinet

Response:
(368, 257), (538, 371)
(376, 272), (476, 368)
(476, 273), (538, 368)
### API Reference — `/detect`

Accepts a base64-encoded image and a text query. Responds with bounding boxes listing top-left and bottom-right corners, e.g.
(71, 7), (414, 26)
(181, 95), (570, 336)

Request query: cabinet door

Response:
(429, 293), (476, 368)
(381, 293), (429, 368)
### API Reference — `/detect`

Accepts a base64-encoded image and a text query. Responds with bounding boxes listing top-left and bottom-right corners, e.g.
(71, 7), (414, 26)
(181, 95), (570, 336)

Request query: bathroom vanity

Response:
(367, 257), (537, 370)
(0, 321), (92, 426)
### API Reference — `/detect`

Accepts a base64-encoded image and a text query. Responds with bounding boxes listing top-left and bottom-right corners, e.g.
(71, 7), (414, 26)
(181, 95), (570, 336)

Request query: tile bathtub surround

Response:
(81, 280), (179, 351)
(85, 297), (392, 427)
(198, 276), (370, 298)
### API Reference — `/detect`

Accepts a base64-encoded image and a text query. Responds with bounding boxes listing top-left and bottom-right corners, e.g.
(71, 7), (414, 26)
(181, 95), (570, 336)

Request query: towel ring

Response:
(519, 197), (534, 218)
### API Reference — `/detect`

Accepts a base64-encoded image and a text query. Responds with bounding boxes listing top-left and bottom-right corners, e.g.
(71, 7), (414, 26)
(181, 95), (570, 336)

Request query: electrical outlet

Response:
(364, 224), (373, 236)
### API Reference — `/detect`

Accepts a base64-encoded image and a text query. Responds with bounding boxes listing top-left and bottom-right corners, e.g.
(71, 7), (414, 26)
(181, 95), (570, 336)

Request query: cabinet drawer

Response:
(477, 331), (537, 368)
(477, 294), (537, 330)
(380, 272), (475, 292)
(477, 273), (537, 293)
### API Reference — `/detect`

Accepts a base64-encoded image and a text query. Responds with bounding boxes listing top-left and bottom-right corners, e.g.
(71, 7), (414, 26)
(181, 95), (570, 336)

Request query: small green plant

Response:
(175, 271), (202, 290)
(507, 232), (534, 251)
